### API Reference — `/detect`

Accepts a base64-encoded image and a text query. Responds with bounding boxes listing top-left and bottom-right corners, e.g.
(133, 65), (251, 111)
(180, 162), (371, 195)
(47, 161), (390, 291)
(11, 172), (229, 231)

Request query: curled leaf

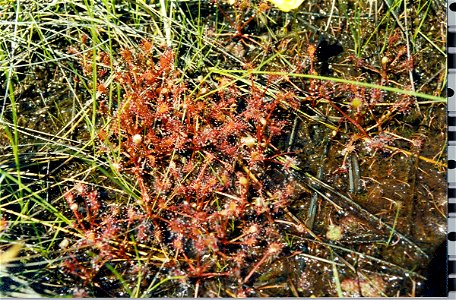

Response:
(267, 0), (305, 12)
(0, 242), (24, 265)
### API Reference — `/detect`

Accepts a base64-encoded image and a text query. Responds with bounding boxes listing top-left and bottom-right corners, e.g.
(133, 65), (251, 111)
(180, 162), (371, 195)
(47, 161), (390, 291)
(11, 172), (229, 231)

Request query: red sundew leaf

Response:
(141, 71), (157, 84)
(141, 39), (153, 52)
(120, 49), (132, 63)
(158, 49), (174, 73)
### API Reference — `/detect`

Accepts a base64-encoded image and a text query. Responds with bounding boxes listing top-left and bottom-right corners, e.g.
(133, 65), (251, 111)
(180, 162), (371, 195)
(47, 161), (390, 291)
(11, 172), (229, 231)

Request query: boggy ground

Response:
(0, 0), (447, 297)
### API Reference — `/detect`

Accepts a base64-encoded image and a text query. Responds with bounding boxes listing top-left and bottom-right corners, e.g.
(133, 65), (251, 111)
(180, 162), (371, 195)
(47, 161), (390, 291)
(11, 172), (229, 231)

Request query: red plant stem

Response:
(134, 166), (152, 216)
(242, 251), (271, 284)
(328, 99), (368, 136)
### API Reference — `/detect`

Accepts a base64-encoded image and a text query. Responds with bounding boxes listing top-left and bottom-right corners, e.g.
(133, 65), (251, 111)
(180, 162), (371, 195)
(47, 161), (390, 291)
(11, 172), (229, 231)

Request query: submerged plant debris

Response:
(0, 0), (447, 298)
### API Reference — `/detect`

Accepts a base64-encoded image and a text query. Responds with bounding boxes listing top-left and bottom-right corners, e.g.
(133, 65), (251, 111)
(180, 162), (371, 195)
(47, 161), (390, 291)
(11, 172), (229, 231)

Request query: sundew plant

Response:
(0, 0), (447, 297)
